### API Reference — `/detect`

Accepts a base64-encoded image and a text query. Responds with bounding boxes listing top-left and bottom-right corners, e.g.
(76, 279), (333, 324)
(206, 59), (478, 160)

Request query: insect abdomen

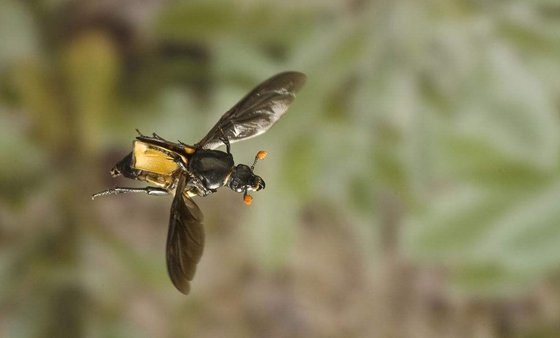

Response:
(132, 140), (188, 176)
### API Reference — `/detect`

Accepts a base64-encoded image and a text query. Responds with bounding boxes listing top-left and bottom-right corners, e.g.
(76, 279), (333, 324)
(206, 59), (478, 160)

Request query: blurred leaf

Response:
(440, 135), (551, 190)
(0, 113), (44, 201)
(0, 0), (38, 70)
(405, 187), (518, 260)
(63, 30), (120, 153)
(13, 61), (67, 147)
(155, 0), (318, 45)
(451, 262), (530, 297)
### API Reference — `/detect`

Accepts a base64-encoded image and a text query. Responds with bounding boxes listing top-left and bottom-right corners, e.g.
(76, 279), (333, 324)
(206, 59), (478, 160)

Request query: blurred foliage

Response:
(1, 0), (560, 337)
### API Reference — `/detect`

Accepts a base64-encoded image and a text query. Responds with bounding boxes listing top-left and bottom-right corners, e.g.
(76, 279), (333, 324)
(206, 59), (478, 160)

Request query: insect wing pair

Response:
(93, 72), (306, 294)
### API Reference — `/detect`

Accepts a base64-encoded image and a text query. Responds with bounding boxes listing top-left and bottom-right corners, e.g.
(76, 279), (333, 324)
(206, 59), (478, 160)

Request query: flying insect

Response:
(92, 71), (306, 294)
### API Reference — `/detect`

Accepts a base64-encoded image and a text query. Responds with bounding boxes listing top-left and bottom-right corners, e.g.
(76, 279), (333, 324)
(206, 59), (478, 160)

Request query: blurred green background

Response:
(1, 0), (560, 337)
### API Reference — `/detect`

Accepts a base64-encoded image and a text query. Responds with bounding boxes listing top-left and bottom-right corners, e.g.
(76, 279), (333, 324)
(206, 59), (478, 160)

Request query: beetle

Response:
(92, 71), (306, 294)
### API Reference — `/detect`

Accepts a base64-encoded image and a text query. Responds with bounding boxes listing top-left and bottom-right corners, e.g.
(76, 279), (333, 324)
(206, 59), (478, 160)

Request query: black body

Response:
(188, 149), (234, 192)
(92, 71), (306, 294)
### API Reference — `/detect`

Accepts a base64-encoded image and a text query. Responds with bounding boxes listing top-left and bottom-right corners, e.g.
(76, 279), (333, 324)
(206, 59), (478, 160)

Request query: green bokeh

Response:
(1, 1), (560, 337)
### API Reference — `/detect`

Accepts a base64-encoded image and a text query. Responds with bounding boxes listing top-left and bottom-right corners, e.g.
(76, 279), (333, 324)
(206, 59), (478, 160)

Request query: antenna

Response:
(251, 150), (268, 170)
(244, 150), (268, 205)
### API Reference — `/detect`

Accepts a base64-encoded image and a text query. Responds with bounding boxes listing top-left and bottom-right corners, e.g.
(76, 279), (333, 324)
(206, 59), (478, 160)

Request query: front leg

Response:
(185, 172), (215, 197)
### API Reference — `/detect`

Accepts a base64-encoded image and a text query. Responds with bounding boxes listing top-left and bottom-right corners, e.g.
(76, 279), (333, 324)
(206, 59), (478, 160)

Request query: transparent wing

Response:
(196, 71), (306, 150)
(166, 175), (205, 294)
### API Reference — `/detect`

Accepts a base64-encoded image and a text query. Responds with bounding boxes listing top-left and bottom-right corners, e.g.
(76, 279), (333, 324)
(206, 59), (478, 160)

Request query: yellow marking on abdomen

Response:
(132, 140), (188, 176)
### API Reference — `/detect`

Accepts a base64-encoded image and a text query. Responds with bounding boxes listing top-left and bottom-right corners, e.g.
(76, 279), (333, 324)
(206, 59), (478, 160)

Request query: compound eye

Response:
(229, 177), (244, 193)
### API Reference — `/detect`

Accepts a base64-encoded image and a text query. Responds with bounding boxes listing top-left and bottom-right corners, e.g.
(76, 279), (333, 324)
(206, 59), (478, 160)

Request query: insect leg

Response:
(218, 127), (231, 154)
(91, 186), (169, 200)
(152, 132), (168, 141)
(136, 131), (174, 144)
